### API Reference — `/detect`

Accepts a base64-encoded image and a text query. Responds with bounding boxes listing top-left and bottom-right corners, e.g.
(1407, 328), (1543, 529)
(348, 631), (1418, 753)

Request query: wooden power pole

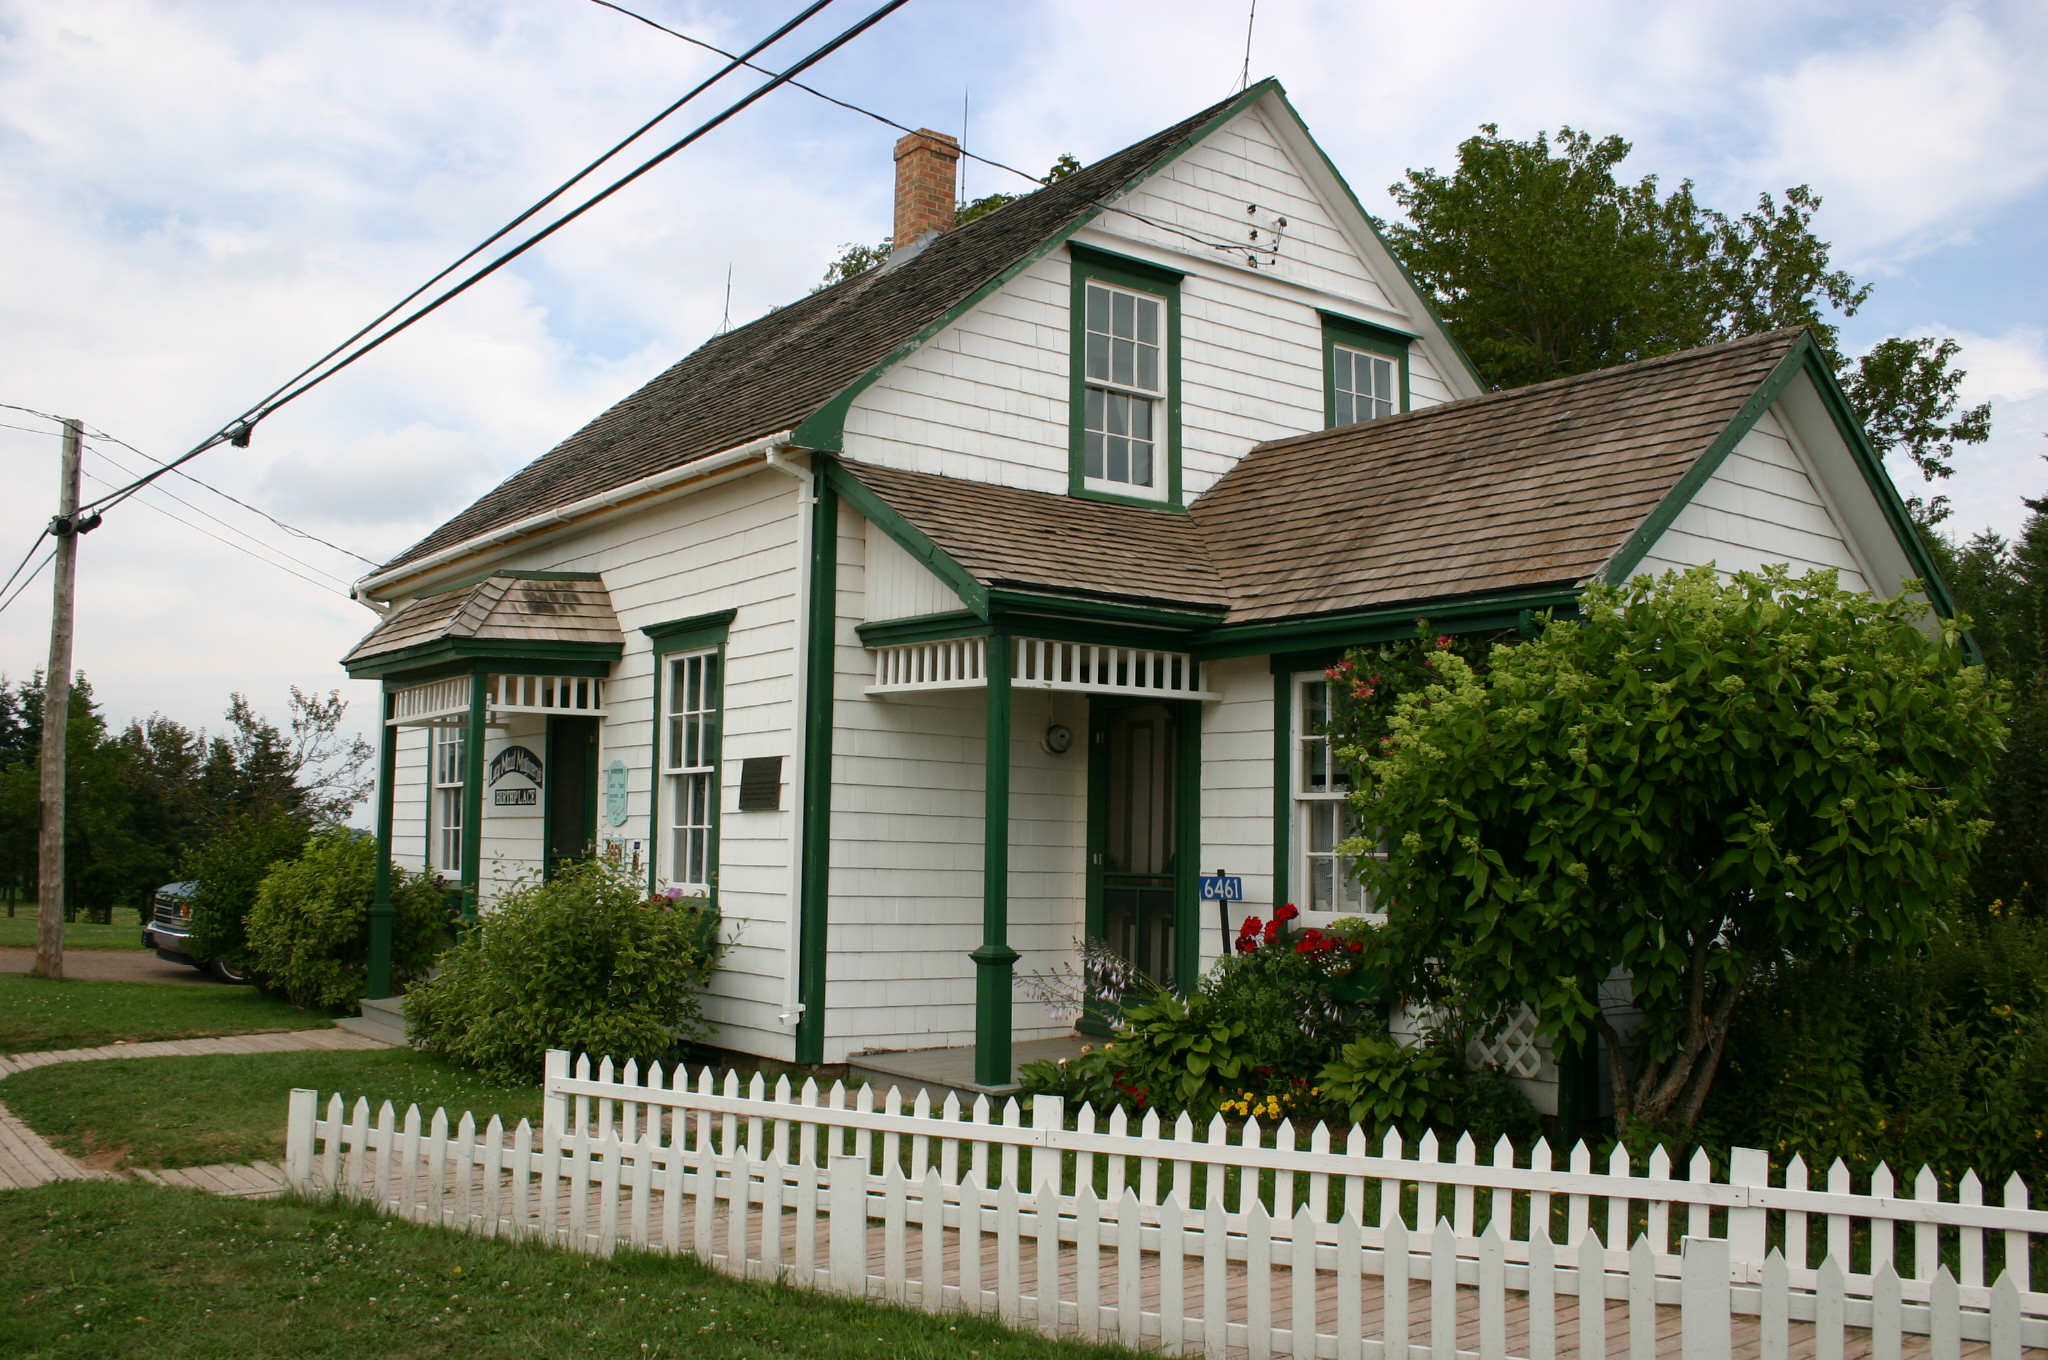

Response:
(34, 417), (84, 981)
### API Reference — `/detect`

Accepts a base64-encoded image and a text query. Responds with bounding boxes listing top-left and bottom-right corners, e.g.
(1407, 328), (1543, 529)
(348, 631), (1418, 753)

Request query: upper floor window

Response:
(1070, 246), (1182, 507)
(1321, 313), (1410, 430)
(1332, 345), (1395, 425)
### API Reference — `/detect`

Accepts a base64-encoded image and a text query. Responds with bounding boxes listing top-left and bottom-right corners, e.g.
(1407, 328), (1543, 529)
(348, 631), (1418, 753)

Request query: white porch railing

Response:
(868, 636), (1217, 701)
(387, 674), (607, 726)
(284, 1050), (2043, 1358)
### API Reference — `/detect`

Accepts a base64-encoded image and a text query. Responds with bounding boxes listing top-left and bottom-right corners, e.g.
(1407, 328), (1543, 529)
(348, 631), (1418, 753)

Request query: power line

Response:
(593, 0), (1274, 262)
(0, 549), (54, 619)
(2, 401), (378, 569)
(77, 0), (909, 521)
(84, 444), (355, 587)
(77, 467), (350, 598)
(588, 0), (1048, 191)
(0, 531), (50, 604)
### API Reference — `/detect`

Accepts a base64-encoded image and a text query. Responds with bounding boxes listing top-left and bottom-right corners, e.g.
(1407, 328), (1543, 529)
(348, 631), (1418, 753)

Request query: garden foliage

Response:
(1335, 566), (2007, 1134)
(243, 827), (446, 1009)
(405, 862), (722, 1083)
(184, 813), (310, 973)
(1019, 914), (1536, 1141)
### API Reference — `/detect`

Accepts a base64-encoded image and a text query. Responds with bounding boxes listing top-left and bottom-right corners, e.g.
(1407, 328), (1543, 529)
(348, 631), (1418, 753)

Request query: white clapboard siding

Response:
(842, 107), (1457, 510)
(1638, 408), (1874, 590)
(863, 517), (961, 623)
(286, 1053), (2047, 1359)
(828, 507), (1087, 1057)
(1196, 655), (1276, 970)
(481, 471), (806, 1056)
(389, 724), (429, 873)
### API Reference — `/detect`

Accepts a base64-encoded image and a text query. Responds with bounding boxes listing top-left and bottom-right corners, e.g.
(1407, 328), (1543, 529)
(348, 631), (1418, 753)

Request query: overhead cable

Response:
(78, 467), (350, 598)
(0, 550), (54, 619)
(76, 0), (909, 521)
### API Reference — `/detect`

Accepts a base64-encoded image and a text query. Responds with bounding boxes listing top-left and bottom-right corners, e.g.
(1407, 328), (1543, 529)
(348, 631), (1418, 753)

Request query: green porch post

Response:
(461, 671), (487, 924)
(364, 689), (398, 1000)
(972, 632), (1019, 1088)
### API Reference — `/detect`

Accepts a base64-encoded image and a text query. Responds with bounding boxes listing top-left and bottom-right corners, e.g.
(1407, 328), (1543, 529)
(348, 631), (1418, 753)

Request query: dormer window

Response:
(1069, 245), (1183, 507)
(1322, 313), (1411, 429)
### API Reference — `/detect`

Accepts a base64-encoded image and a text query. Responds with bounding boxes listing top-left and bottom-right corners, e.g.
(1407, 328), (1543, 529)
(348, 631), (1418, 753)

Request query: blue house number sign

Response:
(1198, 875), (1243, 902)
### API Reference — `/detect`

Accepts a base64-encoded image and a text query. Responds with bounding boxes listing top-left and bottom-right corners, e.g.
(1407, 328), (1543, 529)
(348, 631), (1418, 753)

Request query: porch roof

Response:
(341, 573), (625, 678)
(839, 328), (1807, 630)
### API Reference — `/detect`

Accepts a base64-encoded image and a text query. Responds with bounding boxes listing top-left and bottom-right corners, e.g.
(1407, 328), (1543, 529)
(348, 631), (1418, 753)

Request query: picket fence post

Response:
(1681, 1236), (1732, 1360)
(285, 1087), (316, 1192)
(828, 1154), (867, 1296)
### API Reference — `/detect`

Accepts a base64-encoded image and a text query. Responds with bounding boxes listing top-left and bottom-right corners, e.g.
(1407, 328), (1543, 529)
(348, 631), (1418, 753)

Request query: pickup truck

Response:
(143, 882), (250, 984)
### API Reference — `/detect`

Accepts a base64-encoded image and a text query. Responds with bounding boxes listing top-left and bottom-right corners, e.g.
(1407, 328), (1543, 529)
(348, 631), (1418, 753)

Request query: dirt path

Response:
(0, 1027), (392, 1193)
(0, 947), (225, 985)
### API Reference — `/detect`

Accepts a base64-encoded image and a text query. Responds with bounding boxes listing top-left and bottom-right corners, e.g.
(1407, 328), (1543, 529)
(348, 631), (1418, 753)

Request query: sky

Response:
(1, 0), (2044, 786)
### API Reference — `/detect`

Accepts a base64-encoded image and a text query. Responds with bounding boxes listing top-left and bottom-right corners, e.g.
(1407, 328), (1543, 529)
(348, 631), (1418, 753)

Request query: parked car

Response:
(144, 881), (249, 984)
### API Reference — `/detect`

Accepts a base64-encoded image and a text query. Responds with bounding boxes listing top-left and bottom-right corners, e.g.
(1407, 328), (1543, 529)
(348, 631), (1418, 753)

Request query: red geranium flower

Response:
(1273, 902), (1300, 923)
(1262, 918), (1281, 944)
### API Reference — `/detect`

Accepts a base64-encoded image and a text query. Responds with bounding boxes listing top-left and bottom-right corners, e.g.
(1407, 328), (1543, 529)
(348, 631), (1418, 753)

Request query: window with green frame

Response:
(643, 610), (735, 900)
(1069, 244), (1183, 507)
(1321, 312), (1411, 429)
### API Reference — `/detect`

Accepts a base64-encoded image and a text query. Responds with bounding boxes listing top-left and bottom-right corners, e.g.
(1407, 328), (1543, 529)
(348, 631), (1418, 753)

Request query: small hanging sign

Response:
(605, 759), (629, 827)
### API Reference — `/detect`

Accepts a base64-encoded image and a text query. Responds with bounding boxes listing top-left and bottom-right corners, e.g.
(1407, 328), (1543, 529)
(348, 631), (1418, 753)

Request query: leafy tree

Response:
(1385, 126), (1990, 497)
(814, 152), (1080, 291)
(182, 813), (312, 974)
(1341, 566), (2007, 1134)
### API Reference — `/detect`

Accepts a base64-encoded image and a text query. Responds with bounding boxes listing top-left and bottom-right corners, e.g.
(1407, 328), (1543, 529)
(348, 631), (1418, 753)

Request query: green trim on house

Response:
(1602, 341), (1810, 587)
(793, 475), (840, 1066)
(1266, 85), (1487, 395)
(460, 672), (487, 923)
(1172, 697), (1202, 990)
(788, 81), (1279, 457)
(644, 612), (733, 903)
(1270, 669), (1291, 916)
(973, 631), (1019, 1089)
(987, 589), (1222, 633)
(825, 463), (988, 617)
(1068, 249), (1184, 509)
(1198, 587), (1583, 660)
(345, 638), (621, 681)
(642, 608), (739, 646)
(855, 612), (989, 648)
(1322, 312), (1412, 427)
(365, 689), (398, 1001)
(415, 569), (605, 598)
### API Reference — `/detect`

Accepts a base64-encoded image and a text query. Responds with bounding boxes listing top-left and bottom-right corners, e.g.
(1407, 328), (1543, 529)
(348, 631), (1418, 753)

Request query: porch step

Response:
(334, 995), (408, 1046)
(847, 1035), (1089, 1104)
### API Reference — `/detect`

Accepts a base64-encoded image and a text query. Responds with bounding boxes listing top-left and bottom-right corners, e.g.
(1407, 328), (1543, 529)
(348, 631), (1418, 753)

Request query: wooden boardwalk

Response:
(0, 1028), (390, 1192)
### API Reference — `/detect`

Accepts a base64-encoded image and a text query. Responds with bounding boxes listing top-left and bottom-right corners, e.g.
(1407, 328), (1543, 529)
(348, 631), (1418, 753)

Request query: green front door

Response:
(1088, 698), (1200, 996)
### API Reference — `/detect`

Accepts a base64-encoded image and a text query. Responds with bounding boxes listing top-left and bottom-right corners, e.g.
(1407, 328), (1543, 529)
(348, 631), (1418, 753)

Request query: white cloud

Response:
(1878, 325), (2048, 541)
(1739, 8), (2048, 267)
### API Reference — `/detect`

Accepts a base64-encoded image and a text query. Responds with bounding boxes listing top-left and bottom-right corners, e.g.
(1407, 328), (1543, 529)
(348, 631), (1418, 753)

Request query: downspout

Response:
(762, 447), (813, 1042)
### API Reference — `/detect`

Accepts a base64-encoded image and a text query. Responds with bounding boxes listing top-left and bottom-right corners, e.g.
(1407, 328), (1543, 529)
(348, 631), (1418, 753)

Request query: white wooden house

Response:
(342, 81), (1955, 1094)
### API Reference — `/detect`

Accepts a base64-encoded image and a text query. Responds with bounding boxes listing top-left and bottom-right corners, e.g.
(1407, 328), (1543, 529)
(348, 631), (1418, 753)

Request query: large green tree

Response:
(1385, 127), (1990, 508)
(1342, 567), (2007, 1134)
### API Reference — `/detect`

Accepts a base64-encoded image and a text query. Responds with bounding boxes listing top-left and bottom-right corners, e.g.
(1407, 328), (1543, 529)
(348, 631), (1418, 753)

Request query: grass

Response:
(2, 1180), (1141, 1360)
(0, 973), (329, 1055)
(2, 1047), (544, 1170)
(0, 909), (148, 951)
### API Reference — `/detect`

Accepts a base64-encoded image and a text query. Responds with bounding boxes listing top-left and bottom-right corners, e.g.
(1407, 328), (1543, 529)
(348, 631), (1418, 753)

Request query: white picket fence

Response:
(282, 1050), (2046, 1359)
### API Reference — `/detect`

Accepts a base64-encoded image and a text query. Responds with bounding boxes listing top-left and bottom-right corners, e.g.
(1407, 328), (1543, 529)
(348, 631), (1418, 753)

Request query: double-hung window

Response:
(1293, 676), (1378, 916)
(662, 650), (720, 893)
(1071, 246), (1181, 505)
(431, 724), (465, 873)
(1321, 314), (1410, 430)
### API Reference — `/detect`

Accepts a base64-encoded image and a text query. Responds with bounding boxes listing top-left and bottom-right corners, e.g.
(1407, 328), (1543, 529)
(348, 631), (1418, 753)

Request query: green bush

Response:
(1703, 912), (2048, 1188)
(404, 862), (721, 1084)
(183, 814), (310, 971)
(243, 828), (447, 1009)
(1317, 1035), (1449, 1129)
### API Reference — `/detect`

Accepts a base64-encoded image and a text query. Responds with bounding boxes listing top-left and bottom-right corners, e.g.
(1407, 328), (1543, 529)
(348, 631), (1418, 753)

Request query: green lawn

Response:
(2, 1047), (543, 1170)
(0, 909), (147, 950)
(3, 1180), (1140, 1360)
(0, 973), (329, 1054)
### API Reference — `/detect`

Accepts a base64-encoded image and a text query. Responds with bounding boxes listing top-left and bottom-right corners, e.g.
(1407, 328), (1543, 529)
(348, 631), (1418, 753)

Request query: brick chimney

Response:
(893, 128), (960, 252)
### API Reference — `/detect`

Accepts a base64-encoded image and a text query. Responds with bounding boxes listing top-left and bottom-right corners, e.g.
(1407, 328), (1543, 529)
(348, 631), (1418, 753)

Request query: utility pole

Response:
(34, 418), (84, 981)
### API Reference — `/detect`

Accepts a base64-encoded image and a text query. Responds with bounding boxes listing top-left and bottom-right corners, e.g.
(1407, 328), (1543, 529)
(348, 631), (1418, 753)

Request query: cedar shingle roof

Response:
(378, 89), (1262, 576)
(842, 329), (1805, 626)
(343, 574), (623, 667)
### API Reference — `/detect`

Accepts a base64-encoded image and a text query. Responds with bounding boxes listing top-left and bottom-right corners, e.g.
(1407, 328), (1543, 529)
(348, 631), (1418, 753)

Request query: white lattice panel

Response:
(1467, 1003), (1543, 1079)
(488, 674), (606, 717)
(868, 635), (1216, 700)
(388, 676), (469, 726)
